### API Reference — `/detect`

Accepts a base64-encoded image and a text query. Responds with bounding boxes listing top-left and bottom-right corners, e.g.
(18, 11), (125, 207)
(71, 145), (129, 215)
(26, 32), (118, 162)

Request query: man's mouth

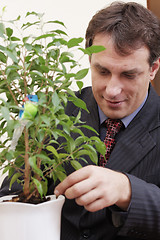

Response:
(105, 99), (124, 108)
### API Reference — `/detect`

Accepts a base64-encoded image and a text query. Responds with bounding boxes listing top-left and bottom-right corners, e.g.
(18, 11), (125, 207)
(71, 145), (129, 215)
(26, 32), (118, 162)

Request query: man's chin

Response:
(103, 109), (127, 119)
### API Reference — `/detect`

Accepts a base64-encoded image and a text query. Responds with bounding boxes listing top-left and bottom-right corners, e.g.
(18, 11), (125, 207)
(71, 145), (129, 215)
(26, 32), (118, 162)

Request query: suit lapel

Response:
(106, 119), (156, 172)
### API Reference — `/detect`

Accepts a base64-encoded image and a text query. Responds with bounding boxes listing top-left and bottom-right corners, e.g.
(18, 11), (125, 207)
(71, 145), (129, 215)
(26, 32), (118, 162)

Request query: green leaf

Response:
(26, 11), (40, 17)
(3, 165), (10, 174)
(68, 96), (88, 112)
(60, 55), (71, 63)
(36, 154), (53, 164)
(0, 23), (5, 38)
(73, 110), (82, 124)
(50, 129), (62, 140)
(58, 153), (69, 159)
(6, 27), (13, 38)
(7, 68), (20, 81)
(47, 20), (66, 28)
(67, 137), (75, 153)
(90, 136), (106, 155)
(71, 160), (82, 170)
(76, 81), (83, 91)
(32, 178), (43, 198)
(6, 119), (15, 137)
(34, 33), (56, 41)
(4, 49), (18, 63)
(23, 36), (29, 43)
(10, 36), (20, 41)
(54, 30), (68, 36)
(83, 145), (98, 164)
(9, 42), (18, 51)
(24, 43), (32, 51)
(52, 91), (60, 107)
(75, 136), (87, 146)
(40, 65), (49, 73)
(37, 129), (45, 142)
(76, 149), (91, 157)
(22, 21), (40, 30)
(29, 156), (43, 176)
(30, 70), (43, 77)
(81, 124), (98, 135)
(41, 179), (48, 196)
(9, 172), (21, 190)
(40, 115), (50, 126)
(61, 122), (70, 135)
(46, 145), (59, 158)
(79, 45), (106, 56)
(76, 146), (98, 165)
(67, 37), (83, 48)
(8, 166), (15, 178)
(12, 15), (21, 21)
(94, 141), (106, 156)
(71, 127), (84, 137)
(56, 171), (67, 182)
(2, 6), (7, 13)
(1, 107), (10, 122)
(0, 51), (7, 63)
(75, 68), (89, 80)
(61, 51), (74, 58)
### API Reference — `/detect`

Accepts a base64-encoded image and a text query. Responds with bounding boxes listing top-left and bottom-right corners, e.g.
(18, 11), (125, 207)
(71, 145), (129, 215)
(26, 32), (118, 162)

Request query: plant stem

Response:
(7, 84), (19, 106)
(23, 128), (30, 196)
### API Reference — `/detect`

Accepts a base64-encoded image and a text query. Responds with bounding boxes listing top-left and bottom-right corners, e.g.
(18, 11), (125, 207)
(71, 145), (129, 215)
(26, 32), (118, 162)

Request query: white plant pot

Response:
(0, 194), (65, 240)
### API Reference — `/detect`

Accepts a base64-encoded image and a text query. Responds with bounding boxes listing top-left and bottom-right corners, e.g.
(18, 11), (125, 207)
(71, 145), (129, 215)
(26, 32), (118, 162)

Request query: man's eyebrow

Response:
(122, 68), (142, 74)
(93, 63), (109, 70)
(93, 64), (142, 75)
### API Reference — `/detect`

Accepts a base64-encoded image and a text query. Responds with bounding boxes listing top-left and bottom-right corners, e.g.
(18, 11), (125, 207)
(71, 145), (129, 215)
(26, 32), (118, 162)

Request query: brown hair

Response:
(85, 2), (160, 66)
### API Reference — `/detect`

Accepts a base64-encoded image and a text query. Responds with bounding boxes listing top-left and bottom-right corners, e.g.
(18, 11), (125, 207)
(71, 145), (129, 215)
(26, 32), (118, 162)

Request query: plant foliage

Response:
(0, 11), (106, 201)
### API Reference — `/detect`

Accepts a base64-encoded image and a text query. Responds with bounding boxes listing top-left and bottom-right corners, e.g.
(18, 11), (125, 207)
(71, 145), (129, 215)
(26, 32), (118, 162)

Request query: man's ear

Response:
(150, 58), (160, 81)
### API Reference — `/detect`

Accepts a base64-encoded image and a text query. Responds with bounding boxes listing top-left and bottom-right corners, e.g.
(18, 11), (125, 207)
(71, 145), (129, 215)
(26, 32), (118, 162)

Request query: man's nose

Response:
(105, 76), (122, 98)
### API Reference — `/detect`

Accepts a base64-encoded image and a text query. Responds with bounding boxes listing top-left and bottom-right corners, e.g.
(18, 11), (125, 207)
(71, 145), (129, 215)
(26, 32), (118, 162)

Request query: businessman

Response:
(54, 2), (160, 240)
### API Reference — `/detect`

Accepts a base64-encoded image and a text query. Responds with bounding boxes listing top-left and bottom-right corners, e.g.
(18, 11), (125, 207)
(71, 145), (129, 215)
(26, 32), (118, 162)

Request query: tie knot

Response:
(105, 118), (123, 137)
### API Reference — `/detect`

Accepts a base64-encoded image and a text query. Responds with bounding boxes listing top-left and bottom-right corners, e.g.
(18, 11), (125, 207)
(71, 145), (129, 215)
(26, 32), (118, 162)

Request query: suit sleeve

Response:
(115, 173), (160, 239)
(0, 176), (22, 198)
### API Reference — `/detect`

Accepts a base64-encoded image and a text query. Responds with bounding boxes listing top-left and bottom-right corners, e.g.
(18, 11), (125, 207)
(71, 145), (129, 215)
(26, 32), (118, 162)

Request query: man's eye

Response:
(124, 74), (136, 79)
(99, 70), (109, 75)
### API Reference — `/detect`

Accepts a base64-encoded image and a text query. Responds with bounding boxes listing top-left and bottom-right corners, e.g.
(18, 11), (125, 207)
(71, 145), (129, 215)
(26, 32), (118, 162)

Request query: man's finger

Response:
(54, 166), (90, 196)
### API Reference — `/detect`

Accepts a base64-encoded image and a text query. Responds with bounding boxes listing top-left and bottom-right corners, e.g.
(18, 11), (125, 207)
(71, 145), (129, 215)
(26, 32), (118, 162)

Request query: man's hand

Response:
(54, 165), (131, 212)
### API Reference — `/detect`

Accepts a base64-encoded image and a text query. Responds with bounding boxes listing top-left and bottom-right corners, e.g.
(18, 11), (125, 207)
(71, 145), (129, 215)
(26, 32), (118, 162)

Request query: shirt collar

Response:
(98, 93), (148, 128)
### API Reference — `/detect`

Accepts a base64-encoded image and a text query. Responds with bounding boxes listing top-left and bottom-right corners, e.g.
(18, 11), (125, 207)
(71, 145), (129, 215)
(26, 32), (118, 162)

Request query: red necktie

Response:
(99, 118), (123, 167)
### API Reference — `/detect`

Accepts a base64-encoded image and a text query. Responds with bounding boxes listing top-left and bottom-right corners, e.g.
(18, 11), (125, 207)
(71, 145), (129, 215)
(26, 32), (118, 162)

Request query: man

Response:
(1, 2), (160, 240)
(53, 2), (160, 240)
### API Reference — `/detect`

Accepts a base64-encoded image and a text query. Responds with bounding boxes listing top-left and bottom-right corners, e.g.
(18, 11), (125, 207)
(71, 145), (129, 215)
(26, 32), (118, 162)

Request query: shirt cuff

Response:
(109, 203), (131, 228)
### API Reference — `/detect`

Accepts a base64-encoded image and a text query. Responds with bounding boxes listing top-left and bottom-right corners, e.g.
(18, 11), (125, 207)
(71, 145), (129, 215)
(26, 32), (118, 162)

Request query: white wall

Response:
(0, 0), (147, 39)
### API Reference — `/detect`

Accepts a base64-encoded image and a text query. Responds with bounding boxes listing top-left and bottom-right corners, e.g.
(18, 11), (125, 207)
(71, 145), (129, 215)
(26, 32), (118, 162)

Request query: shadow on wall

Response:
(147, 0), (160, 95)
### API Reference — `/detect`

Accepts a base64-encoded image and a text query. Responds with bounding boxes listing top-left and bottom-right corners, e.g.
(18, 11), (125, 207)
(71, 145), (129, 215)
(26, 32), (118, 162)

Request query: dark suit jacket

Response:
(1, 85), (160, 240)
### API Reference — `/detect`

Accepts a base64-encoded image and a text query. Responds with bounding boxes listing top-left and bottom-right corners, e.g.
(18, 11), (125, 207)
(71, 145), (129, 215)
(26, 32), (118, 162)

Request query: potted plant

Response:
(0, 9), (105, 240)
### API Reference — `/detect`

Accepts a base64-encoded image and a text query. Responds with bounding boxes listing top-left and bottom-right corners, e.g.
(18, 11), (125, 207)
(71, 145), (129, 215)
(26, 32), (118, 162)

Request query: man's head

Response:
(86, 2), (160, 119)
(85, 2), (160, 66)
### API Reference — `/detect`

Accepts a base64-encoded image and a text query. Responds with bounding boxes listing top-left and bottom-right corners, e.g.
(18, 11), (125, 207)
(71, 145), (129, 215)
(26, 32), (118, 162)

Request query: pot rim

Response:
(0, 194), (65, 207)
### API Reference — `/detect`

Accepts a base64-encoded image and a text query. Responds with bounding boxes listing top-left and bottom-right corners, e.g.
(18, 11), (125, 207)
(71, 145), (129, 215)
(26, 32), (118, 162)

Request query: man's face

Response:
(90, 34), (159, 119)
